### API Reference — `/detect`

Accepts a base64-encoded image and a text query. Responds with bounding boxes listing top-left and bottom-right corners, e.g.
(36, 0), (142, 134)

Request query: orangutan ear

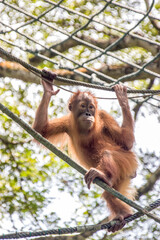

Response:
(68, 103), (72, 111)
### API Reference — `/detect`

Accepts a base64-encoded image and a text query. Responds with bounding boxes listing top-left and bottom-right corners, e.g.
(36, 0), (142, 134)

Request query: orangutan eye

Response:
(81, 104), (86, 108)
(89, 105), (94, 110)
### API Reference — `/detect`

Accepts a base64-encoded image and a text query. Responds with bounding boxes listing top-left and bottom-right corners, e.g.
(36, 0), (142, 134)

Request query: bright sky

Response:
(135, 114), (160, 153)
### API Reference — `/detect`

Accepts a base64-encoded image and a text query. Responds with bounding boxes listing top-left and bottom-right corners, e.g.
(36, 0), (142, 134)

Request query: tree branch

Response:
(137, 166), (160, 198)
(29, 33), (159, 66)
(144, 0), (160, 31)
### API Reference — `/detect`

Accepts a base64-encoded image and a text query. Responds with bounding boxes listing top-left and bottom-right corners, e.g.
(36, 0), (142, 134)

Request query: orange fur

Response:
(33, 90), (138, 231)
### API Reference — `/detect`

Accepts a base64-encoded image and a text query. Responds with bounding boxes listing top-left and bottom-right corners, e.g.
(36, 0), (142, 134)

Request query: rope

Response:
(0, 103), (160, 225)
(0, 47), (160, 95)
(0, 1), (159, 237)
(41, 71), (159, 100)
(0, 199), (159, 238)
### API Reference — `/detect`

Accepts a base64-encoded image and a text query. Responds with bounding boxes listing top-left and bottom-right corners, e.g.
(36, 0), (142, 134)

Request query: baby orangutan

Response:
(33, 68), (138, 232)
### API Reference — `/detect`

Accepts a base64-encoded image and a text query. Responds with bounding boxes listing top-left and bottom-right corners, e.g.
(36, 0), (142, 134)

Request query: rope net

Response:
(0, 0), (160, 106)
(0, 0), (160, 238)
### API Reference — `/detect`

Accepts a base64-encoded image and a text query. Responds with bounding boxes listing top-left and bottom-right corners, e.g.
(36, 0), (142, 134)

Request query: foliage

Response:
(0, 0), (160, 239)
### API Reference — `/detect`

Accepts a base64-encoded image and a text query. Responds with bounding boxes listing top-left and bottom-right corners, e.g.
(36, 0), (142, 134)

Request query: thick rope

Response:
(0, 103), (160, 224)
(0, 199), (159, 238)
(0, 47), (160, 95)
(0, 1), (159, 237)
